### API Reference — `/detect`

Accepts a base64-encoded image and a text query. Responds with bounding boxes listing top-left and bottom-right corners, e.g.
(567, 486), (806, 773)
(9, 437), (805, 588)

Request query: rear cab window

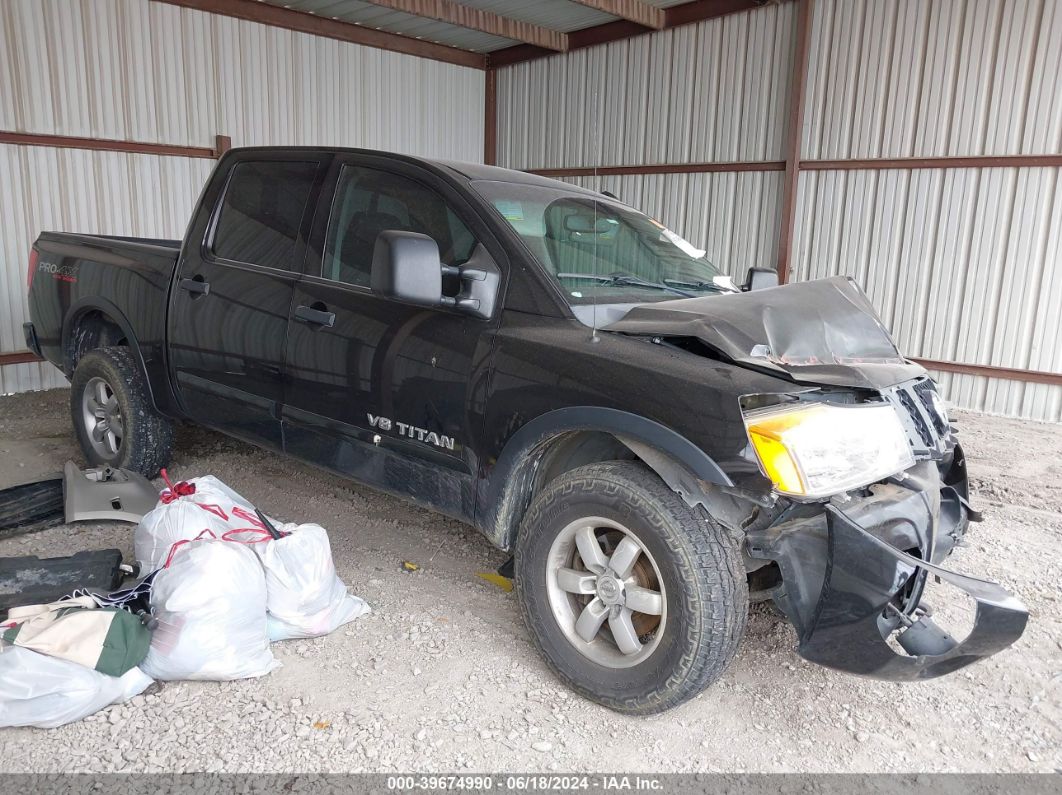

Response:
(211, 161), (318, 270)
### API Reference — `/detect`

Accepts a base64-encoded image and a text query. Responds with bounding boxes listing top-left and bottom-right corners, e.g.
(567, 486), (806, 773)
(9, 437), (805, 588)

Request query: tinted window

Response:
(471, 179), (724, 305)
(321, 166), (477, 287)
(212, 161), (317, 270)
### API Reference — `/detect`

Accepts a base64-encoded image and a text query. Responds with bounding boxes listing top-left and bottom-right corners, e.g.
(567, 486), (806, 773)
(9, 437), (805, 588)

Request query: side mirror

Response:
(371, 230), (500, 320)
(742, 267), (779, 291)
(371, 230), (445, 308)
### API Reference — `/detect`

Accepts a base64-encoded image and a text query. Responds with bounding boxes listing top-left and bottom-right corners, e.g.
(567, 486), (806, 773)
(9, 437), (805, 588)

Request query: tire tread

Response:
(69, 346), (174, 478)
(515, 461), (748, 715)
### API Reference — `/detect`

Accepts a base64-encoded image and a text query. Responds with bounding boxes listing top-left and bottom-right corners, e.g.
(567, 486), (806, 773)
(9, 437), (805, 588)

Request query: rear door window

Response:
(211, 161), (318, 270)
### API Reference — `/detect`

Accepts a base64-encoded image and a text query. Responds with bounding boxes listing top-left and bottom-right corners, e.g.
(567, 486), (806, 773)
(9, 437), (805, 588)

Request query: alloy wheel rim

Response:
(545, 516), (667, 668)
(81, 376), (124, 459)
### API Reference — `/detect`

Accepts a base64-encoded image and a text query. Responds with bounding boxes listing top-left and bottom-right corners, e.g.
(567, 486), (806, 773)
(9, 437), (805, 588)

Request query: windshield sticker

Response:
(494, 200), (524, 221)
(570, 291), (583, 298)
(660, 227), (706, 259)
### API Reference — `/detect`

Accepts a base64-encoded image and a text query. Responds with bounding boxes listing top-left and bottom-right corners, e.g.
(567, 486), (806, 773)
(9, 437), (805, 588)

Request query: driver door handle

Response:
(179, 277), (210, 296)
(294, 304), (336, 328)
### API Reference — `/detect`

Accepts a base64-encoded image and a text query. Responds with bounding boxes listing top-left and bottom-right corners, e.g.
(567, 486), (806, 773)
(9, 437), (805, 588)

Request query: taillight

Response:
(27, 248), (39, 289)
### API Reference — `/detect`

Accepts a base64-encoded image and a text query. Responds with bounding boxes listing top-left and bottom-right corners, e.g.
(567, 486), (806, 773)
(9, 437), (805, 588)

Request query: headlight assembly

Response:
(743, 402), (914, 499)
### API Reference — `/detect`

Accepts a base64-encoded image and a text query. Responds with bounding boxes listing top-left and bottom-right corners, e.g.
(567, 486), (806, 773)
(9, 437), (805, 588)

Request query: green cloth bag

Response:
(1, 596), (151, 676)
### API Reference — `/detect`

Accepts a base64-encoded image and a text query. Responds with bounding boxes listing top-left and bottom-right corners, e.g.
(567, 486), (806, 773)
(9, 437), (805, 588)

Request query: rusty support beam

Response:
(488, 0), (773, 68)
(361, 0), (567, 51)
(524, 153), (1062, 178)
(1, 348), (1056, 387)
(0, 131), (221, 159)
(484, 70), (497, 165)
(801, 154), (1062, 171)
(568, 0), (665, 30)
(528, 161), (785, 177)
(214, 134), (232, 157)
(665, 0), (770, 27)
(775, 0), (813, 285)
(153, 0), (487, 69)
(911, 359), (1062, 387)
(0, 352), (43, 366)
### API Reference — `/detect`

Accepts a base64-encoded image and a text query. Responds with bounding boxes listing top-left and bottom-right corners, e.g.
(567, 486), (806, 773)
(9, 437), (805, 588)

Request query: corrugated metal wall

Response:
(0, 0), (485, 394)
(496, 2), (794, 278)
(495, 0), (1061, 421)
(796, 0), (1061, 421)
(802, 0), (1061, 159)
(0, 147), (215, 394)
(497, 3), (796, 169)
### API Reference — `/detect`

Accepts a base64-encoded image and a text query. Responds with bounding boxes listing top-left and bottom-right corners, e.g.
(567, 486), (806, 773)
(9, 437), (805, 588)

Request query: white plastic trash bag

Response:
(141, 539), (278, 681)
(0, 645), (152, 728)
(135, 474), (262, 573)
(176, 475), (256, 510)
(236, 523), (369, 641)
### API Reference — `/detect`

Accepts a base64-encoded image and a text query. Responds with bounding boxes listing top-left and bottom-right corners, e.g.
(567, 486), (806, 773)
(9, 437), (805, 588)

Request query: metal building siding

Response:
(0, 0), (484, 157)
(795, 0), (1061, 419)
(496, 4), (796, 171)
(791, 165), (1062, 422)
(804, 0), (1062, 159)
(1, 0), (484, 394)
(0, 144), (215, 395)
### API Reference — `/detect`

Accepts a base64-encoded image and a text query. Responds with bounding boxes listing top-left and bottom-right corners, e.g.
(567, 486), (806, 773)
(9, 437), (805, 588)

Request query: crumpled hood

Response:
(603, 276), (925, 390)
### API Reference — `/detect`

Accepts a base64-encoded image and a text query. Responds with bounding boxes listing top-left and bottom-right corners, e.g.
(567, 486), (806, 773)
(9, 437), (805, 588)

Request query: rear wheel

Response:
(70, 346), (173, 478)
(515, 461), (747, 715)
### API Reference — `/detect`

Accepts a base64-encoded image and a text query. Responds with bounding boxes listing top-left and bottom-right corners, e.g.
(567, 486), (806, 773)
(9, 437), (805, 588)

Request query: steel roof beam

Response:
(153, 0), (488, 68)
(488, 0), (787, 68)
(360, 0), (569, 51)
(567, 0), (665, 30)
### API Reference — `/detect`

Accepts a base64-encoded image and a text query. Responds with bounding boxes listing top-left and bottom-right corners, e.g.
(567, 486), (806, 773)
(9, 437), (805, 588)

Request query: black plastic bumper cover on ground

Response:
(796, 506), (1028, 680)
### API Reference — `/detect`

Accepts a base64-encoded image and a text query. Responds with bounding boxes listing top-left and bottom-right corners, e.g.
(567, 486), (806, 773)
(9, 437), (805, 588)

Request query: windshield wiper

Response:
(556, 272), (695, 299)
(662, 278), (725, 293)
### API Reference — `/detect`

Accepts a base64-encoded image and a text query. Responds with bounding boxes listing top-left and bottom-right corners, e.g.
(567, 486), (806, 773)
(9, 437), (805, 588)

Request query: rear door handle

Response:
(294, 304), (336, 328)
(179, 276), (210, 296)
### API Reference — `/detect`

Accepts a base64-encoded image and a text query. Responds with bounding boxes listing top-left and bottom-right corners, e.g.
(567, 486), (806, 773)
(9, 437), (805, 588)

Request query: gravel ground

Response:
(0, 388), (1058, 774)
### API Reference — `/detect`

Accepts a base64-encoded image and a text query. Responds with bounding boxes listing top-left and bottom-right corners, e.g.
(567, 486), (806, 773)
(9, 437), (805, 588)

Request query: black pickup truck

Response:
(25, 147), (1027, 713)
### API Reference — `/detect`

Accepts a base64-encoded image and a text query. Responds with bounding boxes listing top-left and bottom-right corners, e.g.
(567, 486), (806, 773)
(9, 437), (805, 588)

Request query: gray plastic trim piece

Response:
(62, 461), (158, 524)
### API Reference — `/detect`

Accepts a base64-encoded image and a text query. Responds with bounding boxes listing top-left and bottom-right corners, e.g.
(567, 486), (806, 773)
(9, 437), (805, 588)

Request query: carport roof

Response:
(277, 0), (628, 53)
(156, 0), (774, 68)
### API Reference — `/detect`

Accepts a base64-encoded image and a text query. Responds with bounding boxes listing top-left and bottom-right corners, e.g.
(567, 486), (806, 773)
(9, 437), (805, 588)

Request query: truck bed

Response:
(27, 231), (183, 410)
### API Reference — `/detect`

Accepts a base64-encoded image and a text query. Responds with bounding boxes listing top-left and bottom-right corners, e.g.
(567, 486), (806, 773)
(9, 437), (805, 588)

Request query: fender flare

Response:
(61, 297), (158, 409)
(477, 406), (734, 550)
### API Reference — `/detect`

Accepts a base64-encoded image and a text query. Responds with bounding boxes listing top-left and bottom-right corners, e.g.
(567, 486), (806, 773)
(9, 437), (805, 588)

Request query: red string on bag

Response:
(159, 468), (197, 504)
(163, 529), (217, 568)
(230, 506), (267, 531)
(221, 527), (274, 544)
(196, 503), (229, 521)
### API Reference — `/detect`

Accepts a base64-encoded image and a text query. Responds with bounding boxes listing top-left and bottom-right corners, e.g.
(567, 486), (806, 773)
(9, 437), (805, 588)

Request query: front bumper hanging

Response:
(796, 506), (1028, 680)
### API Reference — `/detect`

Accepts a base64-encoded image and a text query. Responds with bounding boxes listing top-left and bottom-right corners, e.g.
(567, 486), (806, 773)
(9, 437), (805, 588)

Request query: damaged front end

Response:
(745, 395), (1029, 680)
(607, 275), (1028, 678)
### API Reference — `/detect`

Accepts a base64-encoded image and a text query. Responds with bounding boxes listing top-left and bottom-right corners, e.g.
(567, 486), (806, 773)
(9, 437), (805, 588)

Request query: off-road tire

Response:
(70, 346), (174, 478)
(515, 461), (748, 715)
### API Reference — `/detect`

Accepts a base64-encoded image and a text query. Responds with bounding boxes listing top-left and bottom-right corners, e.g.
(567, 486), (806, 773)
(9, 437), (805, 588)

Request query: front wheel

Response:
(515, 461), (748, 715)
(70, 346), (174, 478)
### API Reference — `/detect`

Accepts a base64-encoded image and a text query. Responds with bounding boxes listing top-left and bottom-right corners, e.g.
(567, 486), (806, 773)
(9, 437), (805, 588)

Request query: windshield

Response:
(471, 180), (729, 305)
